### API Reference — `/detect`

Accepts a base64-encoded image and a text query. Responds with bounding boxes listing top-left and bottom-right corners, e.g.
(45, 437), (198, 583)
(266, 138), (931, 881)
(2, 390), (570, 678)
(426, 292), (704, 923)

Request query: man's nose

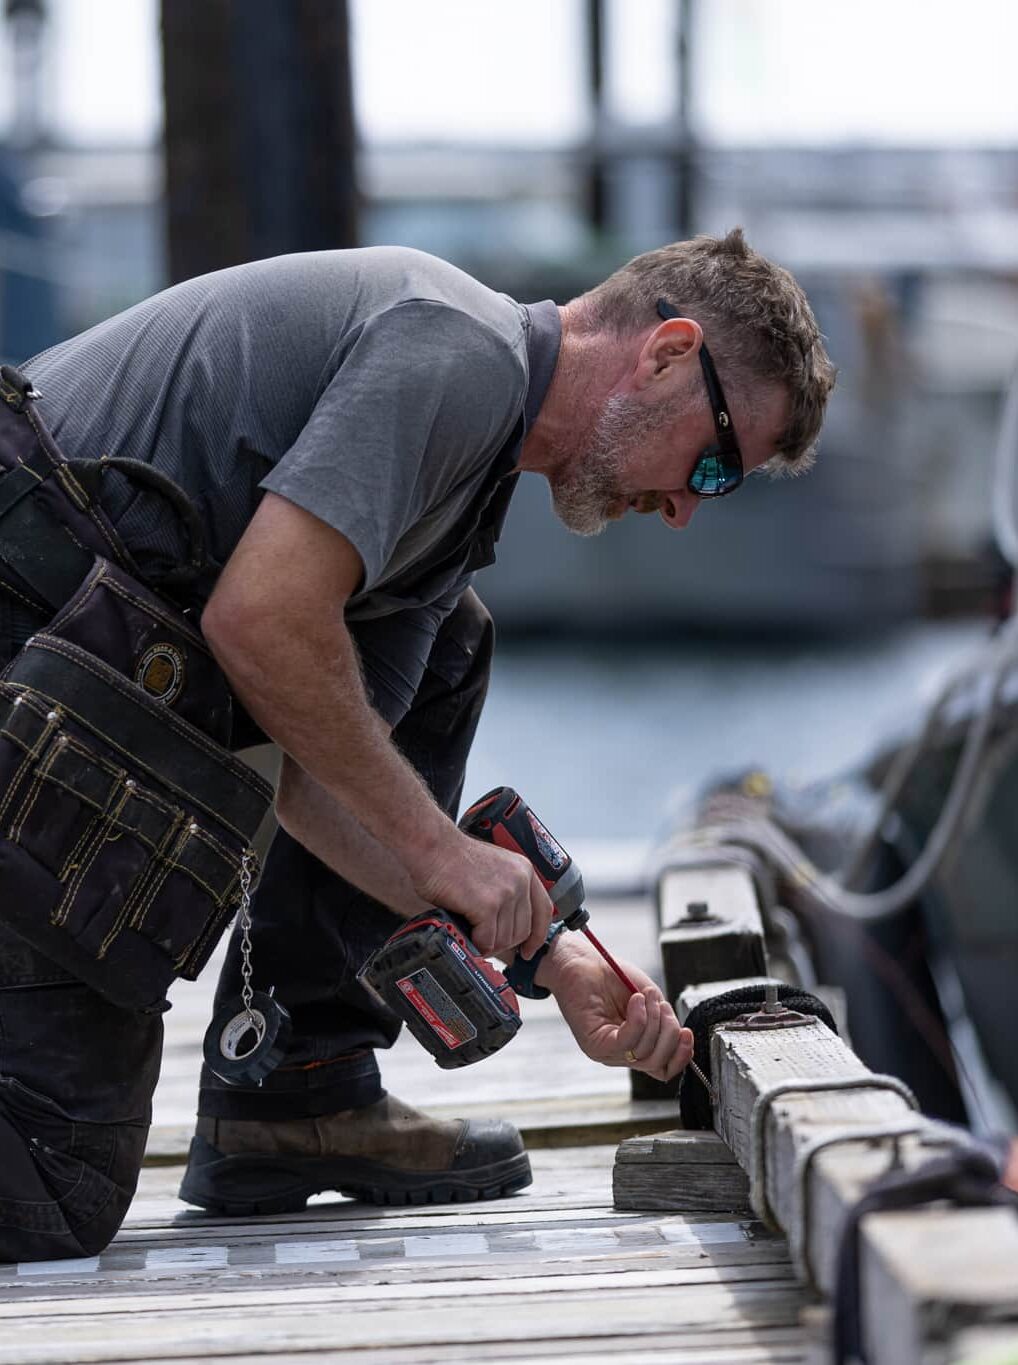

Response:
(659, 491), (699, 530)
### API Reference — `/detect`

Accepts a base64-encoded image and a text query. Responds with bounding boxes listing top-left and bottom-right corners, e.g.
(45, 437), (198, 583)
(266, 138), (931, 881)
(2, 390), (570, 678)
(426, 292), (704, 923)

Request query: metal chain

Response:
(238, 851), (255, 1020)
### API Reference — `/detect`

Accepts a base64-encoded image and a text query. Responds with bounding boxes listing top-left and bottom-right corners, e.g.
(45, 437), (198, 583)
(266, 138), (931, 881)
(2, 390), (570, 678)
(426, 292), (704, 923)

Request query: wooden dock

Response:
(2, 893), (810, 1364)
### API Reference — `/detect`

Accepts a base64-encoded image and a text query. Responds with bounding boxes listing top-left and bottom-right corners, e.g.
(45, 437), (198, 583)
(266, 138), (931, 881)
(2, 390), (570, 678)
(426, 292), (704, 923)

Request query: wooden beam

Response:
(707, 1016), (1018, 1364)
(631, 861), (769, 1102)
(859, 1208), (1018, 1365)
(656, 863), (768, 1007)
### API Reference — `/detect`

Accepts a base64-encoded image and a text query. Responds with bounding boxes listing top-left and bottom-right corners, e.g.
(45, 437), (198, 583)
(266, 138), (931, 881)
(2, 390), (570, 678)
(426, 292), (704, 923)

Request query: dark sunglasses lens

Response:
(688, 448), (743, 497)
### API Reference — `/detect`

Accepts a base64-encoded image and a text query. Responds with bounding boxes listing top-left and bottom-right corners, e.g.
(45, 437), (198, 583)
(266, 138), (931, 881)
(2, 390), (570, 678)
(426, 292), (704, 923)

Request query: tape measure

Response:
(202, 989), (292, 1086)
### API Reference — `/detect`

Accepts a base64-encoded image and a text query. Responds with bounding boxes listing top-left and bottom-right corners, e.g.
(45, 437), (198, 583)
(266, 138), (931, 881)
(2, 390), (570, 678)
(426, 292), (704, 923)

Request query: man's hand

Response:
(535, 933), (693, 1083)
(416, 831), (554, 961)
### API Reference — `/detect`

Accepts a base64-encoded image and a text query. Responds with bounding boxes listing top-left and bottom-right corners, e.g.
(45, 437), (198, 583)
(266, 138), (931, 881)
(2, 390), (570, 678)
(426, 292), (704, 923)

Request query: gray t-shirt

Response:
(24, 247), (560, 718)
(25, 247), (559, 615)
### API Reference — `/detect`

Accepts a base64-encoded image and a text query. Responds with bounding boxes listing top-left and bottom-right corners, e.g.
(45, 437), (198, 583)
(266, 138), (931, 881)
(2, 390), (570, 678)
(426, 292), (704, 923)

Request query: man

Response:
(0, 228), (834, 1261)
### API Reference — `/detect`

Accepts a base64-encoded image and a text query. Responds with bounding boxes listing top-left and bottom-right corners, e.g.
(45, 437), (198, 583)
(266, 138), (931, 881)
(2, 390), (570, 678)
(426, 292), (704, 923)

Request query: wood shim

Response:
(613, 1130), (752, 1214)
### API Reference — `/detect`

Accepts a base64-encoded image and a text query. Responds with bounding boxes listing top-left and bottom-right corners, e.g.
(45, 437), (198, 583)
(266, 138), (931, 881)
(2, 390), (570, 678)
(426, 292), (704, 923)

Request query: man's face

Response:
(549, 376), (788, 537)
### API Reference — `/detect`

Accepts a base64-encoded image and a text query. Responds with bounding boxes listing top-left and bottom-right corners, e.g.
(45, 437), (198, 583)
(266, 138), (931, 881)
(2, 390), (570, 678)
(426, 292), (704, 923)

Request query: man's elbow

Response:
(273, 757), (308, 842)
(200, 583), (264, 674)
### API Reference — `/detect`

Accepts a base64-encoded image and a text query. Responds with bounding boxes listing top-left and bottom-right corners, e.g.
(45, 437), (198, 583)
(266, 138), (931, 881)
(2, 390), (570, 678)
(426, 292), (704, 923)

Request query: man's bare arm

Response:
(202, 493), (552, 958)
(276, 756), (431, 917)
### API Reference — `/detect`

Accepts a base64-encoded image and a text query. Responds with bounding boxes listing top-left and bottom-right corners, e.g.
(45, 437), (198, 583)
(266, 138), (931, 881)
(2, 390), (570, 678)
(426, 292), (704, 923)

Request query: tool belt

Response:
(0, 365), (274, 1012)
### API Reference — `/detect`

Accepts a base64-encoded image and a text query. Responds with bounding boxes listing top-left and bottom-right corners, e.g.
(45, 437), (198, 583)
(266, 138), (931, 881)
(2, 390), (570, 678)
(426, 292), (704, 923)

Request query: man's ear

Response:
(632, 317), (702, 391)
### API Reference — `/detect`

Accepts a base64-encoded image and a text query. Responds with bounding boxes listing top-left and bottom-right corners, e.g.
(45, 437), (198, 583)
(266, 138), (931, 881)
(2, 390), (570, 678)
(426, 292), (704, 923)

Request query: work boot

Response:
(178, 1093), (532, 1214)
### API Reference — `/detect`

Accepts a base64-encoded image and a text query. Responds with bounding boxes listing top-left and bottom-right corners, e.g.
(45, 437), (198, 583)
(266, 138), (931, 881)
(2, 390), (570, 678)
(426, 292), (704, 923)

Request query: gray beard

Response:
(549, 393), (680, 536)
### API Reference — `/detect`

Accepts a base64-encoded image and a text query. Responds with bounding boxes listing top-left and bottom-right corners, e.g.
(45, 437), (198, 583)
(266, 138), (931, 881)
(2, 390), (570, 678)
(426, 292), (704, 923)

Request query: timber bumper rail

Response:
(614, 858), (1018, 1365)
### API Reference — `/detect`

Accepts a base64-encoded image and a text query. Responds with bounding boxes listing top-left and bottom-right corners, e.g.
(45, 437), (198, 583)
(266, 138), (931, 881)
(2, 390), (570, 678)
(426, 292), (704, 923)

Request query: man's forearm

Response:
(277, 757), (432, 916)
(201, 497), (550, 959)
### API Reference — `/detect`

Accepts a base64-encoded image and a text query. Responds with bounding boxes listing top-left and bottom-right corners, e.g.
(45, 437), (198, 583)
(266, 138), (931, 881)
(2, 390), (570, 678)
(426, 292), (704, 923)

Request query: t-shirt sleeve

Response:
(259, 299), (524, 592)
(350, 572), (472, 728)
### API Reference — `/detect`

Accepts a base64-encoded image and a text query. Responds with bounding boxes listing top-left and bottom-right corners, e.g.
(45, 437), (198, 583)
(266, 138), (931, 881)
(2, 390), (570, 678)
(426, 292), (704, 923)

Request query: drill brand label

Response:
(527, 810), (567, 871)
(396, 969), (478, 1051)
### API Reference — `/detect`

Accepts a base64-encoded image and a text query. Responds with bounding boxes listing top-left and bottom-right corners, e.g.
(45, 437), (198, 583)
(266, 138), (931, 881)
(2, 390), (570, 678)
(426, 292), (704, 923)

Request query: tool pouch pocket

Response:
(0, 560), (274, 1012)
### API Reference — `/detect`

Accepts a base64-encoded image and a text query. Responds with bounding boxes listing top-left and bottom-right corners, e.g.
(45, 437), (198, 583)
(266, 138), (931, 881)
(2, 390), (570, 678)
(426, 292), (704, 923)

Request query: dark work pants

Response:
(0, 590), (494, 1260)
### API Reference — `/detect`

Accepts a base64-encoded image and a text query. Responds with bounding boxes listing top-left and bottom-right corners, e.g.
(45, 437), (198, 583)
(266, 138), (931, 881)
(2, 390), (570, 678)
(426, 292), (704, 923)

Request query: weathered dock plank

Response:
(1, 1144), (805, 1362)
(0, 1280), (806, 1364)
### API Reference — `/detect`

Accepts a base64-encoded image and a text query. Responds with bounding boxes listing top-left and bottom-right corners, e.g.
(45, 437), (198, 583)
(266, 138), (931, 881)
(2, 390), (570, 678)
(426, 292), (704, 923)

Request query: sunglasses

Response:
(656, 299), (744, 498)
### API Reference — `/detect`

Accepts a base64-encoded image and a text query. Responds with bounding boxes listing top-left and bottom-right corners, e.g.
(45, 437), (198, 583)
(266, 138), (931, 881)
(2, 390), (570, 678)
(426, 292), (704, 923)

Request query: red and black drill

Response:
(359, 786), (637, 1068)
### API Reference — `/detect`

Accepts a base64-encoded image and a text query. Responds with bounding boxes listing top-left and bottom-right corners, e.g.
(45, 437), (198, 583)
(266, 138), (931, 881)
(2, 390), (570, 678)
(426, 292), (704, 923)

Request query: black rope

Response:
(833, 1144), (1018, 1365)
(679, 983), (838, 1130)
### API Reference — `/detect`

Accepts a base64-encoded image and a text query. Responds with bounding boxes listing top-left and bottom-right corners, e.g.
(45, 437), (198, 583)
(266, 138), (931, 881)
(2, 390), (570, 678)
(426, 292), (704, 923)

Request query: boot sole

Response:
(178, 1136), (533, 1216)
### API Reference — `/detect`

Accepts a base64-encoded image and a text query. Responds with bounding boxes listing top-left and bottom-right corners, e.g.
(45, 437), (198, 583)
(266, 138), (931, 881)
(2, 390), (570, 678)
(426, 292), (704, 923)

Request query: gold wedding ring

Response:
(625, 1048), (637, 1063)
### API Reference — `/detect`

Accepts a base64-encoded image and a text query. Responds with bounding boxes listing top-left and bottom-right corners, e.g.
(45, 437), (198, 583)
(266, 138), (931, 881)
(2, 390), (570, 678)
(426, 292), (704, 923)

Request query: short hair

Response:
(575, 228), (836, 470)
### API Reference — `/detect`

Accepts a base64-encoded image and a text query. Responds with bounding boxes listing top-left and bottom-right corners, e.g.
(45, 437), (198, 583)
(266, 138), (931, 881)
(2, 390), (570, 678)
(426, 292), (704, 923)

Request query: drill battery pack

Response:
(358, 912), (522, 1069)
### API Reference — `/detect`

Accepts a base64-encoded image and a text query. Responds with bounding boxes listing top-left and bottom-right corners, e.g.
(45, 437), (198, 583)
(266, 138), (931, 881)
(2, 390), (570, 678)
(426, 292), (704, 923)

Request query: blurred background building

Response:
(1, 0), (1016, 837)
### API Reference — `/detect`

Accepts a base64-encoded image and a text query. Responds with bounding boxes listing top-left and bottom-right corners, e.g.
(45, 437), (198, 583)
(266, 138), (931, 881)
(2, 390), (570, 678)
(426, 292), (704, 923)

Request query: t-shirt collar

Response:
(521, 299), (561, 434)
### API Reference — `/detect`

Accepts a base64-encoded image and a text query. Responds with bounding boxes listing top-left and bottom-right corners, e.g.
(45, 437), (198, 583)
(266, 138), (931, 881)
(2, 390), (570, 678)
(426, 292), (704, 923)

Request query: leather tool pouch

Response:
(0, 367), (274, 1012)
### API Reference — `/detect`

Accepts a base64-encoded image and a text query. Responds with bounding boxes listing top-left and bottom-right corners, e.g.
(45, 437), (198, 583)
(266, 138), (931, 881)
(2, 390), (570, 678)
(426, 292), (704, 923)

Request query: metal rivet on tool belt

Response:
(46, 711), (58, 722)
(125, 778), (136, 790)
(188, 822), (198, 834)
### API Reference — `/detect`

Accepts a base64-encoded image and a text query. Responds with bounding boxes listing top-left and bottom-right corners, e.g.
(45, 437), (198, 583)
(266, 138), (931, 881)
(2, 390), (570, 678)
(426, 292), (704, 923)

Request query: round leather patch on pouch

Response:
(135, 643), (185, 705)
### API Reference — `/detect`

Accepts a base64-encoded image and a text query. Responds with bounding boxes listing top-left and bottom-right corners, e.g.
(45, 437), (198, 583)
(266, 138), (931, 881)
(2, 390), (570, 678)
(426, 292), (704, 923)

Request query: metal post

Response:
(585, 0), (607, 234)
(161, 0), (358, 284)
(4, 0), (47, 151)
(675, 0), (696, 239)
